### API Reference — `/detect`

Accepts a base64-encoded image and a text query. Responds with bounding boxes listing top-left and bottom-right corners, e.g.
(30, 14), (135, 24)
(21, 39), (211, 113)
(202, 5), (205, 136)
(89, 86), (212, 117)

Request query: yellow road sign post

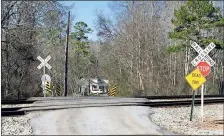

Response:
(185, 69), (206, 90)
(185, 68), (206, 121)
(188, 42), (216, 122)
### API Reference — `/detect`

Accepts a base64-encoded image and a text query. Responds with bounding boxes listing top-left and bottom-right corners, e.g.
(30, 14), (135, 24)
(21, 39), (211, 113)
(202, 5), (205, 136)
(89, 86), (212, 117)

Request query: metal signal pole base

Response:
(190, 90), (195, 121)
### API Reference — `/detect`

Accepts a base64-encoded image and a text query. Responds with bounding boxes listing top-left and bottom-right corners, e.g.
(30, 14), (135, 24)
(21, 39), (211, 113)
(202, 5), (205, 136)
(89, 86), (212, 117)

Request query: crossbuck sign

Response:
(191, 42), (216, 66)
(37, 55), (52, 97)
(187, 41), (216, 123)
(37, 55), (52, 70)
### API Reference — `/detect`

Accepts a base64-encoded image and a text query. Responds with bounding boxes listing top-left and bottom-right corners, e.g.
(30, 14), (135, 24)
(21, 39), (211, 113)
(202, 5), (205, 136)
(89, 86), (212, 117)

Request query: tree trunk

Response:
(174, 52), (177, 86)
(5, 33), (9, 99)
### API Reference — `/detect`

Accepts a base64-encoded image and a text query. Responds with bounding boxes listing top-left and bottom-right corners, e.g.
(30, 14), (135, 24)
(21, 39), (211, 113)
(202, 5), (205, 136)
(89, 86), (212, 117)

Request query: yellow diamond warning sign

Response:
(185, 68), (206, 90)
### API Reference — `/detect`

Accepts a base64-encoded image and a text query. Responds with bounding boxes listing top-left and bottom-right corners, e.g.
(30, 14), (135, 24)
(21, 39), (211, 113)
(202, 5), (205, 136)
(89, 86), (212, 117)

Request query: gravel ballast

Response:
(1, 116), (33, 135)
(150, 104), (224, 135)
(1, 104), (34, 135)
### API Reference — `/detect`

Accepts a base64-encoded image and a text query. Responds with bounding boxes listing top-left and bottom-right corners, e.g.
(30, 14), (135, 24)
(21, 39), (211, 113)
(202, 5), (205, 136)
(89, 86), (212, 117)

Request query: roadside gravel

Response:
(1, 104), (34, 135)
(1, 116), (33, 135)
(150, 104), (224, 135)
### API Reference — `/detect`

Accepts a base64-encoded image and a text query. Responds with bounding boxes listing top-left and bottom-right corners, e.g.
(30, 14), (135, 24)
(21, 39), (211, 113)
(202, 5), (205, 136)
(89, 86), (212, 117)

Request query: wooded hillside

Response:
(1, 1), (224, 99)
(94, 1), (224, 96)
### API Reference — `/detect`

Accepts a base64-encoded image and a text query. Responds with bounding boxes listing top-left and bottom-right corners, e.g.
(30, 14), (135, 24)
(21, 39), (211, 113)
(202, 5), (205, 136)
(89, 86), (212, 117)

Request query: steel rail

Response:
(1, 100), (36, 104)
(135, 95), (224, 99)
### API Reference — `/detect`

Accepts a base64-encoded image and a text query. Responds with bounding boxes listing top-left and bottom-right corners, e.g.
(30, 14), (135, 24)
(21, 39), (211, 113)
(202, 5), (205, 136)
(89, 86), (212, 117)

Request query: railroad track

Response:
(2, 97), (223, 117)
(2, 99), (35, 104)
(135, 95), (224, 99)
(140, 98), (224, 107)
(2, 95), (223, 104)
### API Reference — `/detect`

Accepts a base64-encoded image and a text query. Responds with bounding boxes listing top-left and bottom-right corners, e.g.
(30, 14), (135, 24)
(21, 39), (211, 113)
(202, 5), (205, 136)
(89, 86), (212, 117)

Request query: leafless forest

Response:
(1, 1), (224, 99)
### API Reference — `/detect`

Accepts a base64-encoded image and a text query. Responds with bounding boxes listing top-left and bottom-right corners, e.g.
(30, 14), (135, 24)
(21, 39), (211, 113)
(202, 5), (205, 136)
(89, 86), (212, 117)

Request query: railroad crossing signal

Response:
(41, 74), (51, 82)
(188, 42), (216, 122)
(185, 69), (206, 90)
(41, 74), (51, 88)
(191, 42), (216, 67)
(108, 85), (116, 96)
(37, 55), (52, 70)
(196, 61), (211, 77)
(37, 55), (52, 97)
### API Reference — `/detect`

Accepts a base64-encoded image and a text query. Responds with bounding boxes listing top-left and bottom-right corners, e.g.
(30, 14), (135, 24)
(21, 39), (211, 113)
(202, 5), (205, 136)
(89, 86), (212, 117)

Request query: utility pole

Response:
(222, 0), (224, 95)
(96, 59), (99, 77)
(64, 11), (70, 97)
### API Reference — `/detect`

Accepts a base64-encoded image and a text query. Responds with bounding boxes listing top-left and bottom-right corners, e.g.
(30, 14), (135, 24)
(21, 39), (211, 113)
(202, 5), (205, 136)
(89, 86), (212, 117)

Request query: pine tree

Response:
(70, 21), (94, 78)
(168, 0), (224, 52)
(71, 21), (93, 56)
